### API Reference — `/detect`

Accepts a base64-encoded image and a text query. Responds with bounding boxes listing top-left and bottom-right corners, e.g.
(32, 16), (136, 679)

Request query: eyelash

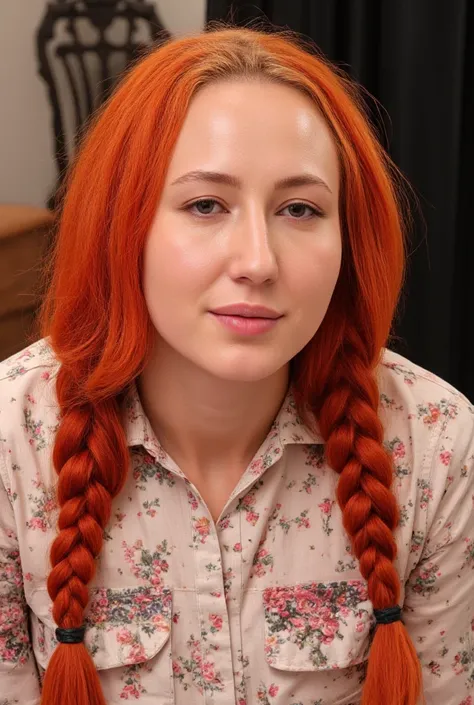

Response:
(183, 199), (325, 220)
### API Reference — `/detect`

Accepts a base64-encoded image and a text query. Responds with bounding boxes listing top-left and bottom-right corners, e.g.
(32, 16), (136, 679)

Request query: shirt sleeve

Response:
(403, 396), (474, 705)
(0, 445), (41, 704)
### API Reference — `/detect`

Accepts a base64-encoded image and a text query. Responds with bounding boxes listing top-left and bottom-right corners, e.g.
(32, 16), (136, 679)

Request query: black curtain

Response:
(207, 0), (474, 401)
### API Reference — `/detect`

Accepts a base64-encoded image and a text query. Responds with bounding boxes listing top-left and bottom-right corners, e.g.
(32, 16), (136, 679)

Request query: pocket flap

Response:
(29, 585), (172, 671)
(263, 580), (374, 671)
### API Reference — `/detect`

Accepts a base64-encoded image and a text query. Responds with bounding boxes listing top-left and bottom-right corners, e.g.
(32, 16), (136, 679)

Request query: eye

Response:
(279, 202), (323, 219)
(183, 199), (324, 219)
(185, 199), (226, 216)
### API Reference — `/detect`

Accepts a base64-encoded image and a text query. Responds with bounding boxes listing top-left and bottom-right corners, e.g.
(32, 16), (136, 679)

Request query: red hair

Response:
(37, 23), (422, 705)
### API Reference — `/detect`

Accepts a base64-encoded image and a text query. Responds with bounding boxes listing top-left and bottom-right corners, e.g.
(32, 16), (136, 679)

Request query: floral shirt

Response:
(1, 339), (474, 705)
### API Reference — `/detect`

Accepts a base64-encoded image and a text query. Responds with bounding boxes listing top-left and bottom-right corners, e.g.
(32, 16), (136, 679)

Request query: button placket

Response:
(190, 490), (236, 703)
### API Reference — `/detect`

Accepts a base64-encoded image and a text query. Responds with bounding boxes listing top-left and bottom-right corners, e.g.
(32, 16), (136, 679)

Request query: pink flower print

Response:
(246, 511), (259, 526)
(209, 614), (223, 631)
(242, 492), (255, 507)
(194, 517), (211, 543)
(121, 683), (141, 698)
(122, 539), (171, 582)
(268, 684), (279, 698)
(355, 620), (366, 633)
(237, 485), (262, 525)
(428, 661), (441, 677)
(172, 660), (182, 675)
(233, 543), (242, 552)
(296, 513), (310, 530)
(321, 617), (339, 644)
(462, 538), (474, 569)
(318, 499), (333, 514)
(202, 660), (216, 682)
(392, 439), (406, 460)
(218, 516), (231, 530)
(440, 450), (453, 466)
(460, 697), (472, 705)
(116, 628), (134, 645)
(424, 404), (440, 425)
(152, 613), (171, 631)
(130, 643), (147, 663)
(249, 457), (264, 475)
(301, 472), (318, 493)
(27, 516), (48, 531)
(24, 572), (33, 582)
(318, 498), (334, 535)
(43, 499), (56, 513)
(290, 617), (305, 628)
(417, 479), (433, 510)
(187, 489), (199, 511)
(41, 371), (51, 380)
(31, 474), (42, 490)
(143, 499), (160, 517)
(452, 652), (465, 676)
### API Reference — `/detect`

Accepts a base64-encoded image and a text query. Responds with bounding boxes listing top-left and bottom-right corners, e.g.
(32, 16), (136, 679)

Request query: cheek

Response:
(143, 221), (218, 300)
(291, 236), (342, 305)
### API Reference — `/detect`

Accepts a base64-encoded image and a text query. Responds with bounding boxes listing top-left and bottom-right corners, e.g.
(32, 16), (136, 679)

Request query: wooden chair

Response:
(37, 0), (170, 206)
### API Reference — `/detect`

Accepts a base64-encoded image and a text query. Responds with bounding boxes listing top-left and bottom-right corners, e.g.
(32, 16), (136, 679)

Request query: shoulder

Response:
(0, 339), (60, 488)
(376, 348), (474, 514)
(377, 347), (473, 425)
(0, 338), (60, 423)
(0, 337), (59, 387)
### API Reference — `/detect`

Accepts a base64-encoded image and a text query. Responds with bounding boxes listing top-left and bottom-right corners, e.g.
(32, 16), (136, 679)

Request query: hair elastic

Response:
(373, 605), (402, 625)
(55, 626), (86, 644)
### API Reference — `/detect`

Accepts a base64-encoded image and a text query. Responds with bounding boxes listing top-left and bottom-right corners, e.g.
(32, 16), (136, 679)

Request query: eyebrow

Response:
(170, 169), (332, 194)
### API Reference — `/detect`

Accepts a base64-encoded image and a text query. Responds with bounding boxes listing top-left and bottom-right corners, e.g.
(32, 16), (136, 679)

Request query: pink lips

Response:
(209, 303), (283, 336)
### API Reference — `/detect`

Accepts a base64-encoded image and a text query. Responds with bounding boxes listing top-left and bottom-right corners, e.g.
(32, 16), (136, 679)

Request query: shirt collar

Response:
(121, 381), (323, 462)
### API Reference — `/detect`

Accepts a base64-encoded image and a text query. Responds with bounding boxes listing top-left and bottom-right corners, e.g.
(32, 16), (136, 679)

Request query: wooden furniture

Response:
(37, 0), (169, 206)
(0, 205), (55, 361)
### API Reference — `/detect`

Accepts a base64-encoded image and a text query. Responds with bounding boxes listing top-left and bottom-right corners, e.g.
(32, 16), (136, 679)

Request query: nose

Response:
(227, 206), (279, 285)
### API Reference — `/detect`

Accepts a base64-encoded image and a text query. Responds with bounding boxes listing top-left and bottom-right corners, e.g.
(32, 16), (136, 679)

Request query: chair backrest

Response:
(37, 0), (170, 205)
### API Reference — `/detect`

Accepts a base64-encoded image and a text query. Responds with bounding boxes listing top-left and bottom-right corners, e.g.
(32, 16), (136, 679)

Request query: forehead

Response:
(165, 79), (340, 192)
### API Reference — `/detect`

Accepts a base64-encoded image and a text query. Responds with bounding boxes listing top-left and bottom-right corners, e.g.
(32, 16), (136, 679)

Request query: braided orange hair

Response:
(37, 23), (421, 705)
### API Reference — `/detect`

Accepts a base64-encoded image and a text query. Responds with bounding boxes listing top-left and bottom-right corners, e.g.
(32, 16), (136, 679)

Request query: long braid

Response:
(40, 367), (130, 705)
(315, 329), (422, 704)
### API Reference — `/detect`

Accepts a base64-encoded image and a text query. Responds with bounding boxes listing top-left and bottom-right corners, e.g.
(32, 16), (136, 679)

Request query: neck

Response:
(137, 340), (289, 477)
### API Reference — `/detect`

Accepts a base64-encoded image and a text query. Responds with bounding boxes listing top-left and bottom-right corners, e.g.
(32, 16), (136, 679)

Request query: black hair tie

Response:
(373, 605), (402, 625)
(55, 626), (86, 644)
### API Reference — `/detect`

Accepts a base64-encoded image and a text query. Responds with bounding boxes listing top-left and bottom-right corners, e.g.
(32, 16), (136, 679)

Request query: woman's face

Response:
(142, 79), (342, 382)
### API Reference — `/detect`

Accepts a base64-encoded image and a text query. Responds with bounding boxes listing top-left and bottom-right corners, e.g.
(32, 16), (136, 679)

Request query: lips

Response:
(210, 304), (283, 319)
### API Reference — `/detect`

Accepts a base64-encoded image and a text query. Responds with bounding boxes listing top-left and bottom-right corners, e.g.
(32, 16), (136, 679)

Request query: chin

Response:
(200, 354), (288, 384)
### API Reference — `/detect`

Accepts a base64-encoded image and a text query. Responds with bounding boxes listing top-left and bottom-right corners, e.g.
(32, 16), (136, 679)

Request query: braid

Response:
(40, 367), (130, 705)
(315, 331), (422, 705)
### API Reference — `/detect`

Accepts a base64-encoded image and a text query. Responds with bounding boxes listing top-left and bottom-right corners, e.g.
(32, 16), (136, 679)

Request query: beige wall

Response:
(0, 0), (206, 207)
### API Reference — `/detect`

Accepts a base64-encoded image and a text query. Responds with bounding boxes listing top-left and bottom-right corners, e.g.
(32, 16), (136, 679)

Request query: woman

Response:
(0, 24), (473, 705)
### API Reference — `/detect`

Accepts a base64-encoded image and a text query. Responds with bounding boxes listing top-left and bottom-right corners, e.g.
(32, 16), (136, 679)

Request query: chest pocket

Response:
(28, 585), (174, 703)
(262, 580), (374, 671)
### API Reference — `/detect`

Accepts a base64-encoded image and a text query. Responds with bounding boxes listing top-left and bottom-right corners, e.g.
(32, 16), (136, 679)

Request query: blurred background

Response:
(0, 0), (472, 401)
